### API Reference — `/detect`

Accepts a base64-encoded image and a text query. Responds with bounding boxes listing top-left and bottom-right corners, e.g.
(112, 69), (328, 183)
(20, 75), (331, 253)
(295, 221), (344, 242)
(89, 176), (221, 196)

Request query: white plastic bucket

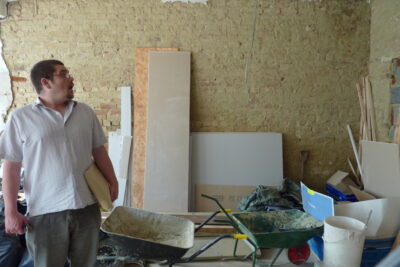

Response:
(323, 216), (367, 267)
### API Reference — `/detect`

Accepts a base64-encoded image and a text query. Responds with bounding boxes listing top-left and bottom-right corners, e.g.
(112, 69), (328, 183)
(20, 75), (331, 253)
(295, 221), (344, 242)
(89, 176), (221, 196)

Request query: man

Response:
(0, 60), (118, 266)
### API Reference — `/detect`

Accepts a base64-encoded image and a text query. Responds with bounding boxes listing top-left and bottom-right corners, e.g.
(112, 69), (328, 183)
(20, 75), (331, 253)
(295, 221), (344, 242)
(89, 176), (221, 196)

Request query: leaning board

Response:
(132, 48), (178, 209)
(143, 51), (191, 212)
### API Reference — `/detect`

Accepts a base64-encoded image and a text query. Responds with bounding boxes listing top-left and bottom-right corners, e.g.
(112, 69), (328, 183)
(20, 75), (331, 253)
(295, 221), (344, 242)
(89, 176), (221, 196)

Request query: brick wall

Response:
(0, 0), (370, 191)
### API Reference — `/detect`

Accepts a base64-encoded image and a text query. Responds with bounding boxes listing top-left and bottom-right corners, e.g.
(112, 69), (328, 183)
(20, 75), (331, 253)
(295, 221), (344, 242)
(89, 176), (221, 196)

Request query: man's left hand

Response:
(109, 181), (118, 202)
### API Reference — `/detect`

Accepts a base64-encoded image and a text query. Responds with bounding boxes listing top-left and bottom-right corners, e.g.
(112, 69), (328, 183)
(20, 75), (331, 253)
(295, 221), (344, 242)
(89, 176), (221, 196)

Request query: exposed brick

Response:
(0, 0), (371, 191)
(11, 76), (27, 82)
(100, 104), (113, 109)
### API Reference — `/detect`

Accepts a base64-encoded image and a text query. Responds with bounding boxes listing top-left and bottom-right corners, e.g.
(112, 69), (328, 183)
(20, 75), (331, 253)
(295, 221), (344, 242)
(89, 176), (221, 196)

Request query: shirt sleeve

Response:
(0, 113), (23, 162)
(91, 109), (107, 149)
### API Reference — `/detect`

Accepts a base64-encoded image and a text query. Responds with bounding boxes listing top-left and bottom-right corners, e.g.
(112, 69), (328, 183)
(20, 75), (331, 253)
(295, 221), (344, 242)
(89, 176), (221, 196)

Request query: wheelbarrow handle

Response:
(201, 194), (240, 233)
(201, 194), (226, 211)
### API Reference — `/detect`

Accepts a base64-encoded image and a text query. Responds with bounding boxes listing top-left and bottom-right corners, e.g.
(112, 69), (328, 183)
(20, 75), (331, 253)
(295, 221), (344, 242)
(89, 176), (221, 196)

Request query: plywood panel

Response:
(143, 51), (191, 212)
(132, 48), (178, 208)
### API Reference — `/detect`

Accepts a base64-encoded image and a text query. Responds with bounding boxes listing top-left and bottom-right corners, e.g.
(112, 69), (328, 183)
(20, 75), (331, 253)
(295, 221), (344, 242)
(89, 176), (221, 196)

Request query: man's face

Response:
(46, 65), (74, 102)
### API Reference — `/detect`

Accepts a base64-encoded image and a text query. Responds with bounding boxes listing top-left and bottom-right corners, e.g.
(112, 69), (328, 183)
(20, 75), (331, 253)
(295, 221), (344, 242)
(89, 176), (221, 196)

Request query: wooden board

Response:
(143, 51), (191, 212)
(132, 48), (178, 208)
(196, 225), (235, 234)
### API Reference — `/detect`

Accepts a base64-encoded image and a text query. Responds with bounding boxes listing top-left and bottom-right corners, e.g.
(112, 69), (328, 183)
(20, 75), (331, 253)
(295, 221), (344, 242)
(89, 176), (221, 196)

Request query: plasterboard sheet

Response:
(120, 86), (131, 137)
(132, 48), (178, 209)
(191, 132), (283, 186)
(0, 39), (12, 133)
(108, 131), (121, 178)
(119, 136), (132, 180)
(361, 141), (400, 198)
(108, 133), (132, 206)
(143, 51), (191, 212)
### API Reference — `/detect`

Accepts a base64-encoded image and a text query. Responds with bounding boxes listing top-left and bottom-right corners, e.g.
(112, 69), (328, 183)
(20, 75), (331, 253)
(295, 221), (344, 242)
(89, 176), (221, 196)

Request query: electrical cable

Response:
(244, 0), (260, 103)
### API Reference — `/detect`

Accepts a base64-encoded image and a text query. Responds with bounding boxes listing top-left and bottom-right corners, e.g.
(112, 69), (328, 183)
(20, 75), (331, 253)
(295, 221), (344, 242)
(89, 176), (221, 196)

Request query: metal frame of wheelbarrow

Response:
(201, 194), (324, 267)
(98, 206), (257, 267)
(163, 209), (257, 266)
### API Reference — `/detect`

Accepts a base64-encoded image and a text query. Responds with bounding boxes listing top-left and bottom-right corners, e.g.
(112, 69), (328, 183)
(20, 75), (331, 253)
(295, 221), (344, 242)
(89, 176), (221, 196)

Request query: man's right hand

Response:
(5, 211), (29, 235)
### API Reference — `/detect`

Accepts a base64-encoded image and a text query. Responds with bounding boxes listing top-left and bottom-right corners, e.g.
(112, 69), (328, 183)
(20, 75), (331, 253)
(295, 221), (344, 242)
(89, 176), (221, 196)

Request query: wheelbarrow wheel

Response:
(287, 243), (310, 265)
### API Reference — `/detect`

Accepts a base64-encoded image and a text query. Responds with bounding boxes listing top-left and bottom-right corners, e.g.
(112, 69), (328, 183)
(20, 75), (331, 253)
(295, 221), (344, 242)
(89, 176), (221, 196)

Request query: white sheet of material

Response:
(0, 38), (12, 133)
(108, 132), (132, 206)
(191, 132), (283, 186)
(108, 132), (121, 175)
(120, 86), (131, 137)
(361, 141), (400, 198)
(335, 198), (400, 239)
(144, 51), (191, 212)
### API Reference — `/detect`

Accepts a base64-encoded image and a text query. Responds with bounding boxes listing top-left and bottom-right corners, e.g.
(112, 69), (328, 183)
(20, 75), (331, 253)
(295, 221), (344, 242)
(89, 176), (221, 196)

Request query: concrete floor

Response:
(122, 248), (320, 266)
(149, 262), (314, 267)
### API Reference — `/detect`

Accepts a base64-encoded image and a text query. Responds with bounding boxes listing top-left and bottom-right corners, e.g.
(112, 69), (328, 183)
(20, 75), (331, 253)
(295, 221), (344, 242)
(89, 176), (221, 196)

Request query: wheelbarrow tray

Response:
(232, 209), (323, 248)
(101, 206), (195, 260)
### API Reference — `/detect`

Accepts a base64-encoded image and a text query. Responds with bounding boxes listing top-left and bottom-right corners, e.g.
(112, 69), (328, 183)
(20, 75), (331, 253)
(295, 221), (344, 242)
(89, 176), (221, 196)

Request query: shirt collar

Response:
(34, 97), (76, 108)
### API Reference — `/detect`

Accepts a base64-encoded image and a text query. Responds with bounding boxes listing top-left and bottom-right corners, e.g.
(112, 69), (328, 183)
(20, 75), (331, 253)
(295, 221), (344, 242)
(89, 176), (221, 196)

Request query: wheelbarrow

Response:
(202, 194), (324, 267)
(99, 206), (251, 266)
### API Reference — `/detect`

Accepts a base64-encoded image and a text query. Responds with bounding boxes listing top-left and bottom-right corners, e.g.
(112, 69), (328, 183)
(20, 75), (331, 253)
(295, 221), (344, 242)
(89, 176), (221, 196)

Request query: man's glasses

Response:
(53, 73), (72, 79)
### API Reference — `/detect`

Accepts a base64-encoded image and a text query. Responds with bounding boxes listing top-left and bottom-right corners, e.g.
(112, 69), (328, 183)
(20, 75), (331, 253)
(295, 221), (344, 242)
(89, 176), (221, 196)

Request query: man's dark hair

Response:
(30, 60), (64, 94)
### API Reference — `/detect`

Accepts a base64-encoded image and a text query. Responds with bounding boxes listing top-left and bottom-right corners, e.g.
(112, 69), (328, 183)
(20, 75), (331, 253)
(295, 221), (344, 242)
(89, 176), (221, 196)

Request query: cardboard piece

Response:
(132, 48), (179, 209)
(326, 170), (358, 195)
(84, 163), (113, 212)
(361, 141), (400, 198)
(195, 184), (255, 212)
(143, 51), (191, 212)
(349, 185), (376, 201)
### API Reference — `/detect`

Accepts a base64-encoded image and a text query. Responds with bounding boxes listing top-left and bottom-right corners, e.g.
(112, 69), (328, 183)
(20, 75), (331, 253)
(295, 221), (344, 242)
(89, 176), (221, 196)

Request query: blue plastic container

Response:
(325, 184), (357, 202)
(361, 237), (395, 267)
(310, 236), (395, 266)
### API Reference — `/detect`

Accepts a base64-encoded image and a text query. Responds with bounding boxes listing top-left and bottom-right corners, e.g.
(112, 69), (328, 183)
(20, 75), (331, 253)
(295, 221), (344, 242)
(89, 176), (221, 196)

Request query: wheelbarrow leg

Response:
(233, 238), (258, 264)
(163, 234), (234, 266)
(269, 248), (284, 267)
(233, 239), (239, 257)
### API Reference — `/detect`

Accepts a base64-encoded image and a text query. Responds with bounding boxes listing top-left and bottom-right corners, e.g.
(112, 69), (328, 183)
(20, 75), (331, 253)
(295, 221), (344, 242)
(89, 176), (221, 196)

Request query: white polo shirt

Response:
(0, 99), (107, 216)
